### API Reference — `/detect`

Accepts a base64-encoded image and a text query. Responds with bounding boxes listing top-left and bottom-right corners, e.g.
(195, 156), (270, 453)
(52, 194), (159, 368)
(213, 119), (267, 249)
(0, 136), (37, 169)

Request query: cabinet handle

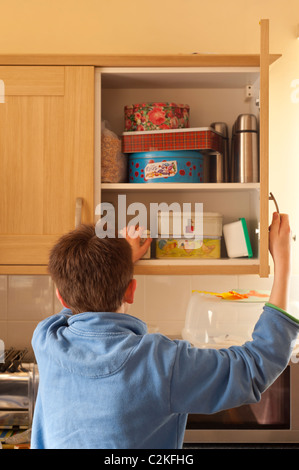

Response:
(269, 192), (296, 241)
(75, 197), (83, 228)
(269, 192), (280, 214)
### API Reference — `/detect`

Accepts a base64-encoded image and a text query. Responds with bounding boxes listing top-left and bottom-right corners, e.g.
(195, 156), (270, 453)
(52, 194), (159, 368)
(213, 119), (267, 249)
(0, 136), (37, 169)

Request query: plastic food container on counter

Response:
(128, 151), (204, 183)
(124, 102), (190, 132)
(182, 290), (270, 349)
(156, 212), (223, 259)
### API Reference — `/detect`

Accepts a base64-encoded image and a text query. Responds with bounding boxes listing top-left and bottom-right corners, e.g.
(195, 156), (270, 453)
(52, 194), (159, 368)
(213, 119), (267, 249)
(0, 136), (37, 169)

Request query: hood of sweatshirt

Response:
(32, 309), (148, 378)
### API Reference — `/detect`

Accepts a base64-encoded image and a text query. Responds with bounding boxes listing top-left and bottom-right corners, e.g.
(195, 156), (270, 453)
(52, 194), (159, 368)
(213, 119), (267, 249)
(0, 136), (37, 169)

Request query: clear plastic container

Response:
(182, 291), (269, 349)
(158, 211), (222, 238)
(156, 212), (223, 258)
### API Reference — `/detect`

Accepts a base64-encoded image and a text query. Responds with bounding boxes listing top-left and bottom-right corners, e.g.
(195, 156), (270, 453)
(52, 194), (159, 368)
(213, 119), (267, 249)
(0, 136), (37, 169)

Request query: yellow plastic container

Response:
(156, 211), (222, 258)
(156, 237), (221, 258)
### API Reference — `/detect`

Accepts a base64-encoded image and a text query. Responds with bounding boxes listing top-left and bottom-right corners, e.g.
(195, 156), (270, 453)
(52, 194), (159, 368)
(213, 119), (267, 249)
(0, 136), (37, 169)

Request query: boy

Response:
(31, 213), (299, 449)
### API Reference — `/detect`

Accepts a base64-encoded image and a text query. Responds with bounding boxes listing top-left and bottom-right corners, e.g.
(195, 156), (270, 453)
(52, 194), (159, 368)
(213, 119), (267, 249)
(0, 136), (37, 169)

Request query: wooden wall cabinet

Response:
(0, 66), (94, 273)
(0, 20), (277, 277)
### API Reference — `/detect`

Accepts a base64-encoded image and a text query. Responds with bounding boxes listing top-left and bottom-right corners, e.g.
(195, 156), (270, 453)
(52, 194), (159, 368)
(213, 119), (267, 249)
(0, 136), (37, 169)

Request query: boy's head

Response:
(48, 224), (135, 314)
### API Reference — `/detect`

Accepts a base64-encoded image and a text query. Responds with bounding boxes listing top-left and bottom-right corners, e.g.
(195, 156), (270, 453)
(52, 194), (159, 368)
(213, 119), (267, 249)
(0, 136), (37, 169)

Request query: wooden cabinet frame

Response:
(0, 19), (278, 277)
(97, 19), (276, 277)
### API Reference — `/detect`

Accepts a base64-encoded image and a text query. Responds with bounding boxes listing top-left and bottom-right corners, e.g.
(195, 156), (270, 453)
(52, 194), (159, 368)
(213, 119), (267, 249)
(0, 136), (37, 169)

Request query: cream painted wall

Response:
(0, 0), (297, 55)
(0, 0), (299, 272)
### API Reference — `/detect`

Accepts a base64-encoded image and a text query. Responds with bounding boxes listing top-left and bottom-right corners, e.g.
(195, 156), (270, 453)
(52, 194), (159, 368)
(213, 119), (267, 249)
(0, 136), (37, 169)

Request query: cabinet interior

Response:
(95, 66), (262, 273)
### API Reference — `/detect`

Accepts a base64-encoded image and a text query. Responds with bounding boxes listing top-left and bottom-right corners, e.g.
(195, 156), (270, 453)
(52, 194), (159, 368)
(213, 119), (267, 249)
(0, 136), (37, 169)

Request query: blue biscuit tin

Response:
(128, 151), (204, 183)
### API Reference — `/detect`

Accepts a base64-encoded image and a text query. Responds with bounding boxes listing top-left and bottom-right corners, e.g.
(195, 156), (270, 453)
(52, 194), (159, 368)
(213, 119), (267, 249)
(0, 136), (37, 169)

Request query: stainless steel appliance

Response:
(0, 348), (39, 428)
(231, 114), (259, 183)
(209, 122), (229, 183)
(184, 362), (299, 444)
(2, 346), (298, 445)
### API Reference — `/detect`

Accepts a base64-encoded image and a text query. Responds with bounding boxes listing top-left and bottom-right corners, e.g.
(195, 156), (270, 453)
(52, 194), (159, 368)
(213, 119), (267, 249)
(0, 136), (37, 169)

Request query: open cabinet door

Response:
(259, 19), (270, 277)
(0, 66), (94, 273)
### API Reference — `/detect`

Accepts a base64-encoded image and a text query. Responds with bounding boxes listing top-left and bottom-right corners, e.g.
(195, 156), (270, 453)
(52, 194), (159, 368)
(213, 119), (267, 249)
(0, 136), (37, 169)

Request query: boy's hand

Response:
(268, 212), (292, 311)
(269, 212), (292, 274)
(121, 226), (152, 264)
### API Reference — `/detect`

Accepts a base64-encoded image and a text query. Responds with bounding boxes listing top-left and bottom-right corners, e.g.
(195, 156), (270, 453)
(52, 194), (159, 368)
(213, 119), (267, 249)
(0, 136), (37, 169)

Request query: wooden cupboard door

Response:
(0, 66), (94, 268)
(259, 19), (270, 277)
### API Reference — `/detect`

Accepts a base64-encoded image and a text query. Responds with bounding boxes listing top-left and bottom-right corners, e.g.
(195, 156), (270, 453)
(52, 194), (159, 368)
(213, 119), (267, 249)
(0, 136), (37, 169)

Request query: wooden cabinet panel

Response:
(0, 66), (64, 95)
(0, 96), (44, 234)
(0, 66), (94, 269)
(42, 66), (94, 234)
(259, 19), (270, 277)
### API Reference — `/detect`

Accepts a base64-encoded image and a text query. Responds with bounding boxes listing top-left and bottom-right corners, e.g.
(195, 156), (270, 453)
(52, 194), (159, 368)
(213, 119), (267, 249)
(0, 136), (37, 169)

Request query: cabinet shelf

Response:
(101, 183), (260, 192)
(134, 257), (260, 275)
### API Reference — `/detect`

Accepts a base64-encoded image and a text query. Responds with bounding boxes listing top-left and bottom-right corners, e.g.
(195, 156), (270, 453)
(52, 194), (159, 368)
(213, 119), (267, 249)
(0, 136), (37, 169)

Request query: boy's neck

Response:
(116, 302), (129, 314)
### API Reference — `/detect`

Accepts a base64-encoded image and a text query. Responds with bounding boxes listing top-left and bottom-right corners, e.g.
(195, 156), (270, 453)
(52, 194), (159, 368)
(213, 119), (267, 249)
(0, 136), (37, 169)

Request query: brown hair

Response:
(48, 224), (133, 314)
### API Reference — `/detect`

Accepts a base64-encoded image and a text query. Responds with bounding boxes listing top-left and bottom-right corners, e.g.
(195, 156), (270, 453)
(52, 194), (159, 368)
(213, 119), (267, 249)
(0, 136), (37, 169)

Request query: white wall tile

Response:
(128, 275), (146, 321)
(237, 274), (299, 302)
(190, 274), (239, 293)
(237, 274), (273, 292)
(144, 275), (191, 328)
(8, 275), (54, 320)
(0, 276), (7, 321)
(53, 285), (63, 314)
(0, 321), (7, 346)
(6, 321), (39, 351)
(3, 272), (298, 351)
(157, 320), (185, 337)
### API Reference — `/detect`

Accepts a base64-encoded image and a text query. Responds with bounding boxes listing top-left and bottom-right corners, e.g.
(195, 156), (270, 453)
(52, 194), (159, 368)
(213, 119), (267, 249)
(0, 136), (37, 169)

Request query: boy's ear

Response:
(123, 279), (137, 305)
(56, 288), (70, 309)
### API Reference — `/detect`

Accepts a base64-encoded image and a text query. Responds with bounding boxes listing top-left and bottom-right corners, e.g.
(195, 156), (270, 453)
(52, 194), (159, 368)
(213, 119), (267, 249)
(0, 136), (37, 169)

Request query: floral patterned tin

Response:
(124, 102), (190, 132)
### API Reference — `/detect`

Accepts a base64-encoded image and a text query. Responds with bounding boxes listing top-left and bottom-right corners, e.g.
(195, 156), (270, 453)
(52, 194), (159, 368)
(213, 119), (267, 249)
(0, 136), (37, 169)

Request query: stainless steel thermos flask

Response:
(209, 122), (229, 183)
(231, 114), (259, 183)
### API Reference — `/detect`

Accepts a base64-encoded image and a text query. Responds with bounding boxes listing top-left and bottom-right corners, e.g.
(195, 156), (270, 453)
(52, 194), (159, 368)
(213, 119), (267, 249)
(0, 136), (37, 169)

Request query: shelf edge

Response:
(101, 183), (260, 191)
(134, 264), (261, 275)
(0, 53), (281, 67)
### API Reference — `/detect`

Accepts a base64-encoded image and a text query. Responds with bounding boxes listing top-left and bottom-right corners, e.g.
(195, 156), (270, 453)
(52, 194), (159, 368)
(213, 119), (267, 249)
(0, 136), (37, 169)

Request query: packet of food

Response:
(101, 121), (127, 183)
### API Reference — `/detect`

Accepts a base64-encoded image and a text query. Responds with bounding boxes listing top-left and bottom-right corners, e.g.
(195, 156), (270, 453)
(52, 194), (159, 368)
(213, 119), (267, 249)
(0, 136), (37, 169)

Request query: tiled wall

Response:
(1, 273), (298, 354)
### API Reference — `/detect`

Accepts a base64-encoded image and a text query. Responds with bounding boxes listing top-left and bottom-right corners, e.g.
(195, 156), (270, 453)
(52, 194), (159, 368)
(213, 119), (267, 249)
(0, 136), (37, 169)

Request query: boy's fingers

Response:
(269, 213), (293, 241)
(269, 212), (280, 232)
(279, 213), (290, 227)
(127, 224), (139, 239)
(277, 214), (291, 234)
(140, 237), (152, 252)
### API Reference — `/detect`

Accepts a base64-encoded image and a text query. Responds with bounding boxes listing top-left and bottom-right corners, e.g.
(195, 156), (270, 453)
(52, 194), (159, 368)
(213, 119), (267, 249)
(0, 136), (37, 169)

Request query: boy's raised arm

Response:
(268, 212), (292, 312)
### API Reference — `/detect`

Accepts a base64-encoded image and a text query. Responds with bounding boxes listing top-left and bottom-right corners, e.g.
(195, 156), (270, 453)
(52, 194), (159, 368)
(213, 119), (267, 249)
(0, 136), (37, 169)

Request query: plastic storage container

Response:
(182, 291), (269, 348)
(156, 212), (222, 259)
(128, 151), (204, 183)
(223, 218), (253, 258)
(124, 102), (190, 132)
(158, 211), (222, 238)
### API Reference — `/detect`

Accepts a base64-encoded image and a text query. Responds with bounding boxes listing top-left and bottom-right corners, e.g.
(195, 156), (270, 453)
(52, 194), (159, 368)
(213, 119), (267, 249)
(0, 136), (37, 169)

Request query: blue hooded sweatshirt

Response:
(31, 303), (299, 449)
